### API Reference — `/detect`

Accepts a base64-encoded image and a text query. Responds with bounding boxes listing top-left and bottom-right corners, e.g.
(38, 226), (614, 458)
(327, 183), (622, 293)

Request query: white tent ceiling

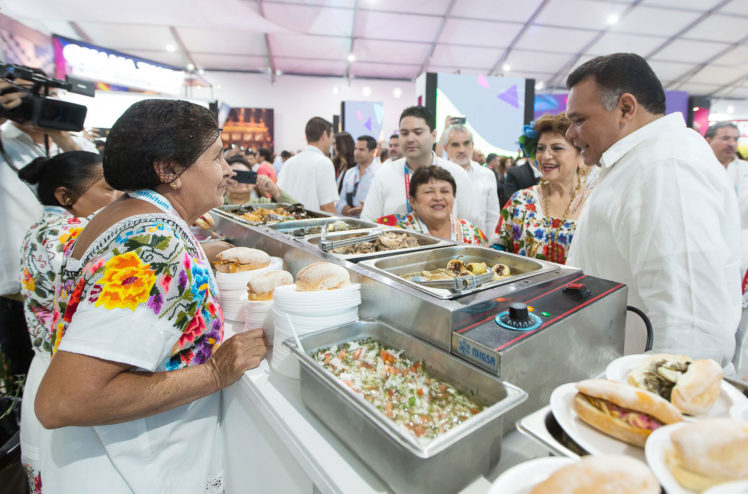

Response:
(5, 0), (748, 98)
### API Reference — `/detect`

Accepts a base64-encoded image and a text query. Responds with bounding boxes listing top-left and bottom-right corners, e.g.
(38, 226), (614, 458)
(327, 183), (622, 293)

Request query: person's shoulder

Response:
(436, 156), (469, 177)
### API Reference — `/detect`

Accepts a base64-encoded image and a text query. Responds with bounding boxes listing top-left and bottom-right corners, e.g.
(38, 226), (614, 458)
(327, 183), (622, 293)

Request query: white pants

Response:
(21, 352), (51, 493)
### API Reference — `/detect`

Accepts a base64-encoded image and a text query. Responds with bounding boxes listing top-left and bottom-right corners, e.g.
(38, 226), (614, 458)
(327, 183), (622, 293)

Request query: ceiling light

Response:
(502, 63), (511, 72)
(347, 53), (356, 63)
(198, 68), (205, 75)
(332, 86), (340, 95)
(276, 69), (283, 76)
(692, 106), (699, 111)
(535, 81), (545, 90)
(187, 63), (195, 71)
(166, 44), (176, 52)
(606, 14), (619, 25)
(393, 87), (402, 98)
(727, 105), (735, 114)
(216, 85), (222, 89)
(362, 86), (372, 97)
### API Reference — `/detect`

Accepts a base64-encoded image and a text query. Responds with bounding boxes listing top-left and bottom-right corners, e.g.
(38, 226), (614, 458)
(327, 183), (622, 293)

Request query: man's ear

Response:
(54, 186), (74, 207)
(618, 92), (638, 127)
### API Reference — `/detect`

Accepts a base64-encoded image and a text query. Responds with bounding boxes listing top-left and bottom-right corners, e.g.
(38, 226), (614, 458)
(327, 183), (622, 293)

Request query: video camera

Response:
(0, 63), (95, 132)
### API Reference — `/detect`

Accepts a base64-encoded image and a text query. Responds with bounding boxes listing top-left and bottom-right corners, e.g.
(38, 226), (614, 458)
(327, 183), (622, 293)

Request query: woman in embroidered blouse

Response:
(34, 100), (268, 493)
(18, 151), (121, 492)
(376, 165), (488, 246)
(494, 113), (591, 264)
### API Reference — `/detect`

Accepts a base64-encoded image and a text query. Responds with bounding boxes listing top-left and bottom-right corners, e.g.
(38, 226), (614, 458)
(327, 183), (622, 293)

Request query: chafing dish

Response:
(264, 217), (377, 236)
(214, 203), (334, 225)
(300, 227), (451, 261)
(286, 319), (527, 494)
(359, 245), (559, 299)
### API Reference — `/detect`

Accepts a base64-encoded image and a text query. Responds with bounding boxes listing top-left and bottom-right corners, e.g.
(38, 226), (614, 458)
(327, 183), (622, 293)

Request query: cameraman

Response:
(0, 71), (96, 377)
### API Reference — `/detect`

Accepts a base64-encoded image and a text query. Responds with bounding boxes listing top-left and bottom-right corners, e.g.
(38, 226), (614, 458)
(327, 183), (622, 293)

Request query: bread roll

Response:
(626, 353), (723, 415)
(666, 418), (748, 492)
(247, 271), (293, 301)
(572, 379), (683, 447)
(215, 247), (270, 273)
(531, 455), (659, 494)
(194, 212), (214, 230)
(296, 262), (350, 291)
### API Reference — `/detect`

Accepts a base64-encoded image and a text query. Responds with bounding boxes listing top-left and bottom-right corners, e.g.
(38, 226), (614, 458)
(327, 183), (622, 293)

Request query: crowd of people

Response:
(0, 52), (746, 492)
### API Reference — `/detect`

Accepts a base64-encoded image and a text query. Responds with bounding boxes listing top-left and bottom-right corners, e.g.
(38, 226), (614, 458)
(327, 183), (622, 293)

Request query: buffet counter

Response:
(221, 361), (549, 494)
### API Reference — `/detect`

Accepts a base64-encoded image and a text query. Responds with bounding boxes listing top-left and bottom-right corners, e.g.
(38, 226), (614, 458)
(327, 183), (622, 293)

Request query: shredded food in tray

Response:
(313, 339), (484, 440)
(403, 258), (512, 282)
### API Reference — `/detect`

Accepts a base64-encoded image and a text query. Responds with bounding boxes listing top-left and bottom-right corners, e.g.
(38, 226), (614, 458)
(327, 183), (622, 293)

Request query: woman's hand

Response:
(206, 328), (268, 389)
(255, 174), (281, 200)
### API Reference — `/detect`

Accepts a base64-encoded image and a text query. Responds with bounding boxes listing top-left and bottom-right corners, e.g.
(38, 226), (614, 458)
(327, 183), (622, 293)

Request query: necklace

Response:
(541, 171), (582, 264)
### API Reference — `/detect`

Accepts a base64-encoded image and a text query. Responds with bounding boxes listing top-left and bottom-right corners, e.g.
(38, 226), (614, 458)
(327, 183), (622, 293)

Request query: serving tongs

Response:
(319, 226), (385, 251)
(410, 270), (496, 292)
(289, 220), (331, 237)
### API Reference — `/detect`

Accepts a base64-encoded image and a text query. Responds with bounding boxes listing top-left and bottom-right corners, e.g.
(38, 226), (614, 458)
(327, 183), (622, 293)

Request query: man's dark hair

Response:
(357, 135), (377, 151)
(486, 153), (498, 163)
(305, 117), (332, 143)
(257, 148), (272, 161)
(18, 151), (103, 207)
(399, 106), (435, 132)
(409, 165), (456, 197)
(389, 133), (399, 140)
(705, 121), (739, 139)
(103, 99), (220, 190)
(227, 155), (251, 168)
(280, 150), (292, 159)
(566, 53), (666, 115)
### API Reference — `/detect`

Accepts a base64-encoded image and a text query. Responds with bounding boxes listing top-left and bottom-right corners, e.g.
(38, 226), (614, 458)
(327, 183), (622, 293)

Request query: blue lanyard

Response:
(404, 165), (412, 214)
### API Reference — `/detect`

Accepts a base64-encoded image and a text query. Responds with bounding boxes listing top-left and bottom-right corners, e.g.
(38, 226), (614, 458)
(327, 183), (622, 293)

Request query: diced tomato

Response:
(385, 400), (393, 417)
(342, 380), (353, 387)
(413, 425), (425, 437)
(353, 348), (363, 360)
(380, 349), (395, 364)
(323, 353), (332, 364)
(338, 349), (346, 359)
(388, 389), (395, 399)
(417, 388), (423, 396)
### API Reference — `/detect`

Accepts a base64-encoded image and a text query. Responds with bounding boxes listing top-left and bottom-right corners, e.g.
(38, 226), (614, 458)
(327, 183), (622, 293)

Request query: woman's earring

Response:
(170, 182), (179, 191)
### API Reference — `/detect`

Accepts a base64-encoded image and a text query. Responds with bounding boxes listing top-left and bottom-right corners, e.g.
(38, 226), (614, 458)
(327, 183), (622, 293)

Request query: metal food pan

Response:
(264, 217), (377, 236)
(359, 245), (560, 299)
(286, 320), (526, 494)
(214, 203), (333, 225)
(301, 227), (452, 261)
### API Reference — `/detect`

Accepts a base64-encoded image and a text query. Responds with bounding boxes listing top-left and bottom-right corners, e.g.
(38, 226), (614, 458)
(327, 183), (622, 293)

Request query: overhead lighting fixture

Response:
(362, 86), (372, 97)
(198, 68), (205, 75)
(347, 53), (356, 63)
(166, 44), (176, 52)
(332, 86), (340, 95)
(393, 87), (402, 98)
(186, 63), (195, 71)
(502, 63), (511, 72)
(727, 105), (735, 114)
(216, 85), (222, 89)
(276, 69), (283, 76)
(606, 14), (619, 25)
(535, 81), (545, 90)
(692, 106), (699, 111)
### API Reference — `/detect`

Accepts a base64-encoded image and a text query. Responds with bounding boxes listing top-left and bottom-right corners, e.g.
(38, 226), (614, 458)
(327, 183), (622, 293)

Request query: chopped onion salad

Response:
(313, 339), (484, 440)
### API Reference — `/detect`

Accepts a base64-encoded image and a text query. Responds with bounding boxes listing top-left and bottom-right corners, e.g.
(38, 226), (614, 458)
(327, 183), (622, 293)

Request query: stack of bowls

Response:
(270, 283), (361, 378)
(216, 256), (283, 337)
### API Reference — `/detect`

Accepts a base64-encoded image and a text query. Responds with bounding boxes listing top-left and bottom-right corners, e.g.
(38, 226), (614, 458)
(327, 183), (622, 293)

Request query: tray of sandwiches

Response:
(264, 217), (378, 237)
(299, 226), (452, 262)
(358, 246), (560, 299)
(512, 352), (748, 494)
(215, 203), (334, 225)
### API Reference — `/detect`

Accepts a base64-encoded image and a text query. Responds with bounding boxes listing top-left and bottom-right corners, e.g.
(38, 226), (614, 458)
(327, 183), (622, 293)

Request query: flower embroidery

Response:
(21, 268), (35, 292)
(95, 252), (157, 311)
(58, 226), (83, 245)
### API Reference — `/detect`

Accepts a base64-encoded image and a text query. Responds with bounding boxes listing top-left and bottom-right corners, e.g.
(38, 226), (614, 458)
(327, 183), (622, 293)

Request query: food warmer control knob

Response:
(495, 302), (542, 331)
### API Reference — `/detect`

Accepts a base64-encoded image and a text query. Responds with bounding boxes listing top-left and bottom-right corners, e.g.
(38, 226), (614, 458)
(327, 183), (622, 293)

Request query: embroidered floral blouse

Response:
(20, 206), (86, 355)
(377, 213), (488, 246)
(51, 214), (223, 372)
(495, 187), (577, 264)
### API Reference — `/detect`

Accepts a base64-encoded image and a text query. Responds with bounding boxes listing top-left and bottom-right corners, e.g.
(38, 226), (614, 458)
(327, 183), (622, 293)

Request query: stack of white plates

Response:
(270, 283), (361, 378)
(216, 256), (283, 323)
(244, 299), (274, 340)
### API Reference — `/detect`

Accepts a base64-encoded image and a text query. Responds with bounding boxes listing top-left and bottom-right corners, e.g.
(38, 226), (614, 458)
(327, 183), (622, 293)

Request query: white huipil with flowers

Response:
(44, 207), (225, 493)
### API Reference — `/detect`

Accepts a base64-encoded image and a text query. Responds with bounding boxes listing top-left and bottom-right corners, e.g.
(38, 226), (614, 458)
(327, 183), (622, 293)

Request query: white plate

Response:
(703, 480), (748, 494)
(730, 402), (748, 423)
(549, 382), (647, 461)
(605, 354), (747, 419)
(645, 423), (694, 494)
(487, 457), (576, 494)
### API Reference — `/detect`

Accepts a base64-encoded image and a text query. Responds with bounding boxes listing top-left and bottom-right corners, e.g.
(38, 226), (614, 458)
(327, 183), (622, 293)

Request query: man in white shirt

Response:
(706, 122), (748, 229)
(337, 135), (380, 217)
(277, 117), (338, 213)
(565, 53), (740, 368)
(361, 106), (476, 223)
(386, 133), (402, 162)
(443, 125), (500, 242)
(0, 74), (96, 375)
